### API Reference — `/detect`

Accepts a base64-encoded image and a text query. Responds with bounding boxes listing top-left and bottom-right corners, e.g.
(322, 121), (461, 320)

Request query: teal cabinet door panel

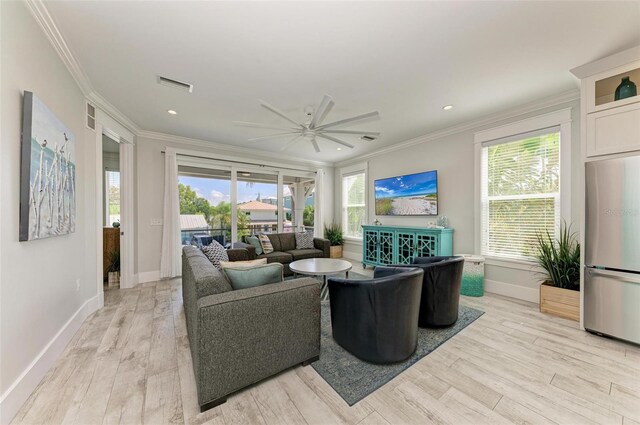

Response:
(362, 225), (453, 267)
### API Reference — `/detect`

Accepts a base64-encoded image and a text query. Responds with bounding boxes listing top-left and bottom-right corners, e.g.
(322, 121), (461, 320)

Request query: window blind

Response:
(343, 172), (366, 238)
(481, 129), (560, 260)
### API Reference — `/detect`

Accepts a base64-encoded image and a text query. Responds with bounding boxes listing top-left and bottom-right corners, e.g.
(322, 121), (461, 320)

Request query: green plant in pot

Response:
(106, 249), (121, 287)
(534, 221), (580, 321)
(324, 223), (344, 259)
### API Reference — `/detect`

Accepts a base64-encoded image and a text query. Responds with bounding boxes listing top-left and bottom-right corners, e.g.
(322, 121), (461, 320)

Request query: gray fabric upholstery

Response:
(287, 248), (325, 261)
(257, 251), (294, 264)
(233, 241), (256, 260)
(314, 238), (331, 258)
(266, 233), (281, 252)
(182, 246), (233, 299)
(236, 233), (330, 276)
(278, 233), (297, 251)
(182, 245), (321, 409)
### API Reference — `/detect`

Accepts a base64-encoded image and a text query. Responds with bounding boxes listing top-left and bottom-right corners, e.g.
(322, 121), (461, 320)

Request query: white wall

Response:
(135, 136), (333, 281)
(335, 100), (581, 303)
(0, 2), (99, 423)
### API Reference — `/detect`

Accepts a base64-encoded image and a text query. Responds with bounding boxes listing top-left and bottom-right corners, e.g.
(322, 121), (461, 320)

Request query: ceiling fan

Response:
(233, 95), (380, 153)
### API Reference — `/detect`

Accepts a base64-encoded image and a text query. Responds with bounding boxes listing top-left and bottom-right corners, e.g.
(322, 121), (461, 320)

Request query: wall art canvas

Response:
(20, 91), (76, 241)
(374, 170), (438, 216)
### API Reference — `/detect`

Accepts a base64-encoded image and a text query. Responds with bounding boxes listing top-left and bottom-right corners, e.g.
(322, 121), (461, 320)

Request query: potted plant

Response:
(534, 222), (580, 321)
(106, 249), (121, 288)
(324, 223), (344, 259)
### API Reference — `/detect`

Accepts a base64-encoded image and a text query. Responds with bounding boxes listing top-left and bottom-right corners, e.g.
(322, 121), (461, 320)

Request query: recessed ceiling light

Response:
(167, 109), (177, 115)
(337, 147), (342, 151)
(442, 105), (453, 111)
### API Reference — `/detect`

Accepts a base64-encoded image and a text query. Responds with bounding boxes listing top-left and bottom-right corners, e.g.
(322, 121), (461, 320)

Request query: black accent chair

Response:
(327, 266), (424, 364)
(394, 256), (464, 328)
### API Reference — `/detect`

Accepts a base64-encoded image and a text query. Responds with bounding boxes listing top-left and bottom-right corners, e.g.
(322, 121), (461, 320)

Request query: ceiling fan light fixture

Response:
(235, 95), (380, 153)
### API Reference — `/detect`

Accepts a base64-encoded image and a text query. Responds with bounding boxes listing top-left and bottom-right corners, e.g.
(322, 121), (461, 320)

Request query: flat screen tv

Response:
(374, 170), (437, 216)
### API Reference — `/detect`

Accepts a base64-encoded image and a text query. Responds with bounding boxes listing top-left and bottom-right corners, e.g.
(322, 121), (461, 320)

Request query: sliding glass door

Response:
(178, 166), (231, 246)
(176, 156), (316, 245)
(236, 171), (278, 238)
(283, 175), (315, 233)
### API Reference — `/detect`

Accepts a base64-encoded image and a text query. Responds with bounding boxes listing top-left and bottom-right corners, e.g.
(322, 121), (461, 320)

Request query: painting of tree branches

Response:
(20, 92), (76, 241)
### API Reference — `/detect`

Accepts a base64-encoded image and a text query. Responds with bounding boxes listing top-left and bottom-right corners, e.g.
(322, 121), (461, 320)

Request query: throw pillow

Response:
(258, 233), (274, 254)
(224, 263), (284, 290)
(201, 240), (229, 271)
(295, 231), (315, 249)
(245, 235), (263, 255)
(219, 258), (268, 269)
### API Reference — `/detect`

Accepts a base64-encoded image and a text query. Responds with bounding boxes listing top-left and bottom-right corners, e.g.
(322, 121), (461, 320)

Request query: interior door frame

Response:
(94, 108), (135, 296)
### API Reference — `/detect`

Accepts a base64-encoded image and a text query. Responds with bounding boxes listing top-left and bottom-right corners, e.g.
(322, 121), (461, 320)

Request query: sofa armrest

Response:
(194, 278), (321, 406)
(226, 248), (249, 262)
(232, 241), (256, 259)
(314, 238), (331, 258)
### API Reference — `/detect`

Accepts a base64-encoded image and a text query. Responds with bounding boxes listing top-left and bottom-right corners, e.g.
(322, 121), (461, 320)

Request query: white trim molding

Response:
(474, 107), (573, 260)
(0, 292), (102, 425)
(137, 270), (161, 284)
(336, 90), (579, 168)
(484, 279), (540, 304)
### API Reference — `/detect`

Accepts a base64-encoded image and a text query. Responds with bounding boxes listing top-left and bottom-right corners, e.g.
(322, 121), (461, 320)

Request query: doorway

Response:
(102, 135), (120, 289)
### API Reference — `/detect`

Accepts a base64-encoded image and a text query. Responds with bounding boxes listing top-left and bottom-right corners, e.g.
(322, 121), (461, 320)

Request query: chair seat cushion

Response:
(286, 249), (325, 261)
(257, 251), (293, 264)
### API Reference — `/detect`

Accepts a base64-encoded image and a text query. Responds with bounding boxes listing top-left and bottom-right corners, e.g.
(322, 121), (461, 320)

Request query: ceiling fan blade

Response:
(320, 130), (381, 136)
(317, 134), (354, 149)
(310, 138), (321, 153)
(248, 132), (299, 142)
(309, 95), (335, 129)
(315, 111), (380, 130)
(279, 135), (302, 152)
(258, 99), (304, 128)
(233, 121), (298, 131)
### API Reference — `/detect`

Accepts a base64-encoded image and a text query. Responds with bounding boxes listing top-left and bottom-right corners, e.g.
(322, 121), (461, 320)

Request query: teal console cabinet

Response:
(362, 225), (453, 268)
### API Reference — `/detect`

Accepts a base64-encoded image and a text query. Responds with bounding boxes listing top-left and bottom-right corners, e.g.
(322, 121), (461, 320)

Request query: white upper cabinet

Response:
(572, 47), (640, 159)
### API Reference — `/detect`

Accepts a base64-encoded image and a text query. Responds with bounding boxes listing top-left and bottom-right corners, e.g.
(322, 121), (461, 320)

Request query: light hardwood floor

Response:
(12, 262), (640, 425)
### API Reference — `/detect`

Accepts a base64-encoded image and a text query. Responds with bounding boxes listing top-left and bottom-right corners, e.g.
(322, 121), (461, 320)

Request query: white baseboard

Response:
(137, 270), (160, 284)
(0, 292), (102, 424)
(484, 279), (539, 304)
(342, 251), (362, 262)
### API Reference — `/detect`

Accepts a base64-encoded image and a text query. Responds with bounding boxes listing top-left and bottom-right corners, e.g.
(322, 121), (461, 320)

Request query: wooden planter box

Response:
(329, 245), (343, 259)
(540, 282), (579, 321)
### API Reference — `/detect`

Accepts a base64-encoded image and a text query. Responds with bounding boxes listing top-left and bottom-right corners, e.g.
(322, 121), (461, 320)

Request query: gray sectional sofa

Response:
(234, 232), (331, 276)
(181, 245), (321, 411)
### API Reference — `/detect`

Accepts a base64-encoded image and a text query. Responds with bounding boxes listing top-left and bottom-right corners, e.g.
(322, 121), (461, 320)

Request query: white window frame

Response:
(104, 168), (120, 227)
(340, 162), (368, 241)
(474, 108), (572, 264)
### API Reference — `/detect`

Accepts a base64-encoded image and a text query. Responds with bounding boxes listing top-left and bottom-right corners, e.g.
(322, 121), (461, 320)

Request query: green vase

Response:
(614, 76), (637, 101)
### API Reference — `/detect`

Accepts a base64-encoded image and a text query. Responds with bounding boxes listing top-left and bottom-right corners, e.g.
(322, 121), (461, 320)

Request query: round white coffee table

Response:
(289, 258), (352, 300)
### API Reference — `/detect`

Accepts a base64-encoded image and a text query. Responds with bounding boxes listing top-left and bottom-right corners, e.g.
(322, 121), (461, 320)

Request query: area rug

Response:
(311, 296), (484, 406)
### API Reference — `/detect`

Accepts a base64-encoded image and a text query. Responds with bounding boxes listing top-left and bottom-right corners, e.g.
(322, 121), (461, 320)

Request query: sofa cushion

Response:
(266, 233), (281, 252)
(245, 236), (263, 255)
(257, 251), (293, 264)
(279, 233), (296, 252)
(201, 240), (229, 270)
(220, 258), (268, 269)
(223, 263), (284, 290)
(287, 249), (325, 261)
(295, 232), (314, 249)
(259, 234), (274, 254)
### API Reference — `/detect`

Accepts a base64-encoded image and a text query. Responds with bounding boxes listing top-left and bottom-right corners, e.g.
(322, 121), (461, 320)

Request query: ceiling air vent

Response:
(361, 135), (376, 141)
(157, 75), (193, 93)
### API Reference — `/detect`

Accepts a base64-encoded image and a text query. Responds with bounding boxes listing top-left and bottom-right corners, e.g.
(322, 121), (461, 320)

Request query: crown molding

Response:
(25, 0), (94, 96)
(335, 89), (580, 168)
(87, 92), (141, 135)
(570, 45), (640, 79)
(137, 130), (333, 168)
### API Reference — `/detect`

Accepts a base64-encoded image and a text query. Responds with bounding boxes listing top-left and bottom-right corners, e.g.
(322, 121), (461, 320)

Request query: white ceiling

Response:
(46, 1), (640, 163)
